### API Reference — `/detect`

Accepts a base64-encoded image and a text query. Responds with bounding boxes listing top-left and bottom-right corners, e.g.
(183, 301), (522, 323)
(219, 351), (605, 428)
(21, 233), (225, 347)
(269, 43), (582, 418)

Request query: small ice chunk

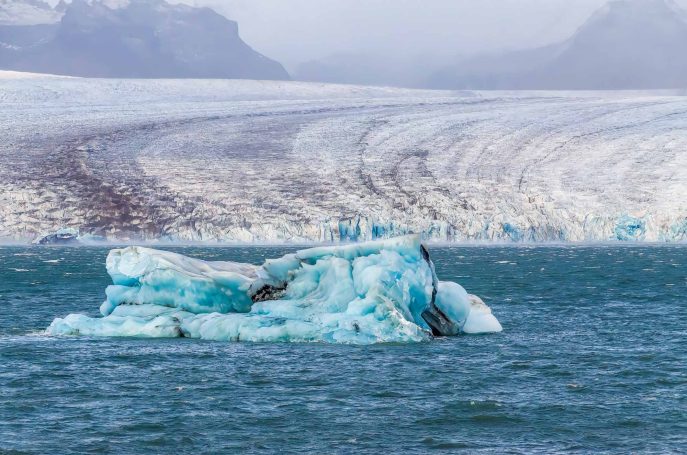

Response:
(461, 295), (503, 334)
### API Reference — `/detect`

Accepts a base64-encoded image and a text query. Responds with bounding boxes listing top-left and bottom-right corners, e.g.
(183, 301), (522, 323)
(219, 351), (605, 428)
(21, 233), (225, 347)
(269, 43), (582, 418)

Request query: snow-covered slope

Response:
(0, 69), (67, 78)
(0, 0), (61, 25)
(1, 77), (686, 243)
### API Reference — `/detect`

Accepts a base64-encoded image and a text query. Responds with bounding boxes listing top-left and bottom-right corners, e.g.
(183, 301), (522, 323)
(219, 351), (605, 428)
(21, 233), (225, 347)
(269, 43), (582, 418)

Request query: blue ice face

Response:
(47, 236), (502, 344)
(502, 223), (523, 242)
(666, 218), (687, 241)
(614, 215), (646, 241)
(337, 218), (362, 241)
(100, 247), (256, 316)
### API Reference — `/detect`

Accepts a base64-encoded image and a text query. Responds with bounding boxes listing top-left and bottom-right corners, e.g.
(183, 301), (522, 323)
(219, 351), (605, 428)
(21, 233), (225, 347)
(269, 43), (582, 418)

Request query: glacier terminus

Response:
(1, 74), (687, 243)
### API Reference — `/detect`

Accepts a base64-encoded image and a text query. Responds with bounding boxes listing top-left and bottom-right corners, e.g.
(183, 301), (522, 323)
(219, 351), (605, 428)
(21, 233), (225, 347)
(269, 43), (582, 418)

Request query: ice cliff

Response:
(2, 79), (686, 244)
(47, 236), (502, 344)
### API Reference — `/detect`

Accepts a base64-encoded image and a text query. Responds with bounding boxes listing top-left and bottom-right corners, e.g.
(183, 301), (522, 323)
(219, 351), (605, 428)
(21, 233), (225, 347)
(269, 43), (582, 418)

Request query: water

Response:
(1, 245), (685, 454)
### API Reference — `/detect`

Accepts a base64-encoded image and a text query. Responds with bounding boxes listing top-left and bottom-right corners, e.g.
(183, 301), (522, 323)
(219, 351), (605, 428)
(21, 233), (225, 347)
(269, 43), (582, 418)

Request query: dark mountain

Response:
(0, 0), (290, 80)
(429, 0), (687, 90)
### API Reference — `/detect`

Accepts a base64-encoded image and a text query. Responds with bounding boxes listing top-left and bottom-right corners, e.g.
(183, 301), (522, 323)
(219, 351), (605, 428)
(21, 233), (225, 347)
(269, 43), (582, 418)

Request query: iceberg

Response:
(32, 227), (80, 245)
(32, 227), (106, 245)
(47, 236), (502, 344)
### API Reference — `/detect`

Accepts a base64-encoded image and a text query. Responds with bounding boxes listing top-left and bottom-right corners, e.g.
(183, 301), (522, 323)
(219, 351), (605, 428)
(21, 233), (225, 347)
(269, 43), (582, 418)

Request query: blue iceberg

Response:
(47, 236), (502, 344)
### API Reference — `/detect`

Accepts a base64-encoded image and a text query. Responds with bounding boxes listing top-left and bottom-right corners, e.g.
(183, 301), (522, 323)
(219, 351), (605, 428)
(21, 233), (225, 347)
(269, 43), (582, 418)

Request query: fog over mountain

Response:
(293, 53), (447, 89)
(181, 0), (611, 72)
(294, 0), (687, 90)
(429, 0), (687, 89)
(2, 0), (687, 88)
(0, 0), (289, 79)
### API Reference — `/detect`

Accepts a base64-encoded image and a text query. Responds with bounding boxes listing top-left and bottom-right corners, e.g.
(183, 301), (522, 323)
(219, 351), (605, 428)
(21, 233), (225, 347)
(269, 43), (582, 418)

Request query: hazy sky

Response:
(51, 0), (687, 70)
(172, 0), (613, 69)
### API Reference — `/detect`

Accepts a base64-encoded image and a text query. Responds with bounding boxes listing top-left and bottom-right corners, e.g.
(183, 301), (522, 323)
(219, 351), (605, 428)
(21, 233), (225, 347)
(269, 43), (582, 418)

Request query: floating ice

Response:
(47, 236), (502, 344)
(32, 228), (106, 245)
(32, 228), (79, 245)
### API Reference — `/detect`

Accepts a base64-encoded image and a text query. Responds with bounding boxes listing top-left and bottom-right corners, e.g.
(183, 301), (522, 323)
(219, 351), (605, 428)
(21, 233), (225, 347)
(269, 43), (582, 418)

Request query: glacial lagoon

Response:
(1, 244), (685, 453)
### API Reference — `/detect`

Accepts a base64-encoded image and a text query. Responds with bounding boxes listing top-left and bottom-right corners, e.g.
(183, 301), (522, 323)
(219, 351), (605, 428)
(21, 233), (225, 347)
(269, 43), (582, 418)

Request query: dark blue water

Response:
(1, 245), (685, 454)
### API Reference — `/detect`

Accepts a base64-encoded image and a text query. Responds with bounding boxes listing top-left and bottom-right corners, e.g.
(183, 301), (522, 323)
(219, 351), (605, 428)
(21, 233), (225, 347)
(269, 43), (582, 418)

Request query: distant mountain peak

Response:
(579, 0), (687, 28)
(54, 0), (68, 13)
(0, 0), (290, 80)
(428, 0), (687, 90)
(606, 0), (683, 12)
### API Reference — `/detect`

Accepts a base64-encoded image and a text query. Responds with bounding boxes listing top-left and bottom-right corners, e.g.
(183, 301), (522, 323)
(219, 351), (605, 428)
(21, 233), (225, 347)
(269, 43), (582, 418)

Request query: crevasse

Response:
(47, 235), (502, 344)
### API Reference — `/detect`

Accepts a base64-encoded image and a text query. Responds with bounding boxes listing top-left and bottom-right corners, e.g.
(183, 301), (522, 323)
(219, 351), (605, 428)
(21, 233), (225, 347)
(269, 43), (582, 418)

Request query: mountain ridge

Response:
(428, 0), (687, 89)
(0, 0), (290, 79)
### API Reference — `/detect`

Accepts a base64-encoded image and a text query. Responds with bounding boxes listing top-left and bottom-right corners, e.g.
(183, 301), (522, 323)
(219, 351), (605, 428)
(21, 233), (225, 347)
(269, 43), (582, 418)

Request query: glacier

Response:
(47, 236), (502, 343)
(2, 75), (687, 243)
